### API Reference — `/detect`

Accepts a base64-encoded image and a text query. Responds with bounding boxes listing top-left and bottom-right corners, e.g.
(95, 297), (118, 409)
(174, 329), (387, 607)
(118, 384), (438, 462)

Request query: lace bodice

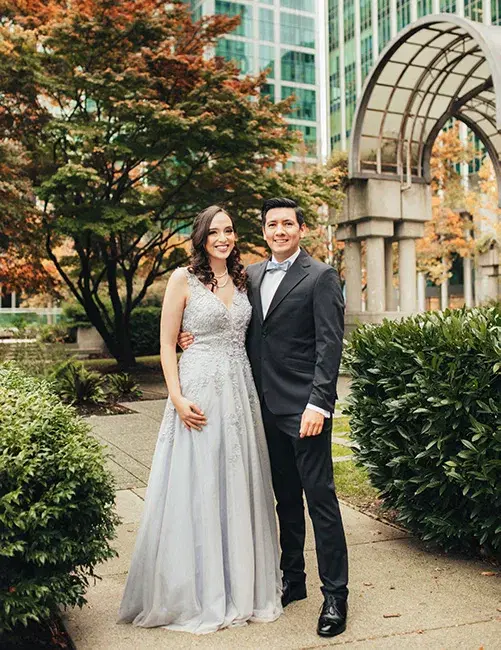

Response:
(181, 269), (251, 359)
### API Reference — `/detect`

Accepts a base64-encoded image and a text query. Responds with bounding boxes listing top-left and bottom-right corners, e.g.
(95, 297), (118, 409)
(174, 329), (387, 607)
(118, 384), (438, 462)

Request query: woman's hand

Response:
(173, 396), (207, 431)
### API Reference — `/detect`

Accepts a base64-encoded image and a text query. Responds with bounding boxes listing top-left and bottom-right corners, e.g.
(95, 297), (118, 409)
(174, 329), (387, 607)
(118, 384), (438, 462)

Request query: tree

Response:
(1, 0), (332, 367)
(416, 124), (475, 284)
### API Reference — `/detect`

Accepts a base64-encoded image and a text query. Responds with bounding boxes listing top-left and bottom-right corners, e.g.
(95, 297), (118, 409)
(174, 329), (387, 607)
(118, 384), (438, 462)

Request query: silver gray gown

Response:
(118, 269), (282, 634)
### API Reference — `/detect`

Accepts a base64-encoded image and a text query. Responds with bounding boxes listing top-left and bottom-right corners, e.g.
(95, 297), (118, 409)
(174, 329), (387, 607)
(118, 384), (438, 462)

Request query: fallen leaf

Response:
(363, 582), (373, 587)
(497, 607), (501, 612)
(383, 613), (401, 618)
(481, 571), (497, 577)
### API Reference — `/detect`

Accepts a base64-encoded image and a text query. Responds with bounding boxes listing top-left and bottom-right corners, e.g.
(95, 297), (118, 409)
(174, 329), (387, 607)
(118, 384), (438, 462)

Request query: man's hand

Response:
(299, 408), (324, 438)
(178, 331), (194, 350)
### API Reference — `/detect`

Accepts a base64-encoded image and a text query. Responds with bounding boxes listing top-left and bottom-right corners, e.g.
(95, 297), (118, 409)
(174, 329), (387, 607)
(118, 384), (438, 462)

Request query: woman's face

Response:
(205, 212), (236, 261)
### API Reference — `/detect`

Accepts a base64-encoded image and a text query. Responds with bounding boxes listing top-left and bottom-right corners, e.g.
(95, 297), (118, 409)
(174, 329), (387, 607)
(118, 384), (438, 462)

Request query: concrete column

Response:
(390, 0), (397, 39)
(463, 256), (473, 307)
(371, 0), (378, 58)
(344, 240), (362, 312)
(385, 240), (396, 311)
(417, 272), (426, 312)
(440, 267), (449, 310)
(483, 0), (492, 24)
(366, 237), (386, 312)
(432, 0), (440, 13)
(399, 238), (417, 312)
(410, 0), (418, 22)
(11, 291), (17, 310)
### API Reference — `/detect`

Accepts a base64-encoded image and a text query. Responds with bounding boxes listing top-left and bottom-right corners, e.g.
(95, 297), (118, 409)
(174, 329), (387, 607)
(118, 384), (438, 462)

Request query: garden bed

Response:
(0, 615), (74, 650)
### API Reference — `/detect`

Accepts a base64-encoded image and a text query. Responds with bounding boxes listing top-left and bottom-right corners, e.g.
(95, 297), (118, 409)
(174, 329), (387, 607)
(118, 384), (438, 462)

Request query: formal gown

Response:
(118, 269), (282, 634)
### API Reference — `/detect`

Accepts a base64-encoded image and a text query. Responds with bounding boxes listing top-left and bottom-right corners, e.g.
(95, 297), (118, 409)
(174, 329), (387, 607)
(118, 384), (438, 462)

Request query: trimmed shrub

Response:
(344, 306), (501, 555)
(0, 364), (119, 631)
(129, 307), (161, 357)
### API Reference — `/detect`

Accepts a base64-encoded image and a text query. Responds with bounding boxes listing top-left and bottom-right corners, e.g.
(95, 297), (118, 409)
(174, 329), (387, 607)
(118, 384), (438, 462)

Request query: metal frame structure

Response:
(348, 14), (501, 201)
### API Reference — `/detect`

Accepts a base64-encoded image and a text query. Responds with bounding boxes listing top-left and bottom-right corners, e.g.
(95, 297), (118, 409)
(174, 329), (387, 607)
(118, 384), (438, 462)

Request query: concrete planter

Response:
(77, 326), (108, 355)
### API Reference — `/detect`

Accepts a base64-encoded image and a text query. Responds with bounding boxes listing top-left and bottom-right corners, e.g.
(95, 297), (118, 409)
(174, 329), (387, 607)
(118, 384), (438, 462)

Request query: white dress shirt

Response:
(260, 248), (331, 419)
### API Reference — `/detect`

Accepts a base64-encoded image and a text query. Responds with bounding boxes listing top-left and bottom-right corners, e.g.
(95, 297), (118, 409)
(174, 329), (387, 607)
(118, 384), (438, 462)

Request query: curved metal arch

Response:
(349, 14), (501, 181)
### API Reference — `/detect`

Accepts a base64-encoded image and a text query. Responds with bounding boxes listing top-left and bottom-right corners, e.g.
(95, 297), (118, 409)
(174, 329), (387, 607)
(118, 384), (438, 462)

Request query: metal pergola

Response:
(349, 14), (501, 199)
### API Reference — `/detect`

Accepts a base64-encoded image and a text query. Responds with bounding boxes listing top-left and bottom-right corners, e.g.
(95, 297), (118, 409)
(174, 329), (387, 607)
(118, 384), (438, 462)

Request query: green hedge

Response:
(344, 306), (501, 555)
(0, 364), (119, 631)
(63, 302), (161, 356)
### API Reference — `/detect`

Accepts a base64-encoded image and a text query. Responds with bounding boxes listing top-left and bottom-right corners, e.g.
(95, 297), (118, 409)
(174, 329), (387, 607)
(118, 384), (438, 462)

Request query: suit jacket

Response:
(246, 249), (344, 416)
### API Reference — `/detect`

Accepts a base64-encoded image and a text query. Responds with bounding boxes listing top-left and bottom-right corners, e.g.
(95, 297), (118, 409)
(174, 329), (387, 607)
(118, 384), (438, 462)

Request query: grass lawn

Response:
(334, 459), (381, 509)
(332, 415), (350, 435)
(332, 443), (353, 457)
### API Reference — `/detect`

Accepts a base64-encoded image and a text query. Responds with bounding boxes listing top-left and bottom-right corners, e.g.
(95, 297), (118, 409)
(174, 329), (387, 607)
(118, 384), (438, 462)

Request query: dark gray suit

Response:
(246, 248), (348, 598)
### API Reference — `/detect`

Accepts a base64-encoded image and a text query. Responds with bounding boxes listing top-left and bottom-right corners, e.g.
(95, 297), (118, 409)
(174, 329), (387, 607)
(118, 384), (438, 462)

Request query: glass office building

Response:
(329, 0), (501, 152)
(189, 0), (329, 161)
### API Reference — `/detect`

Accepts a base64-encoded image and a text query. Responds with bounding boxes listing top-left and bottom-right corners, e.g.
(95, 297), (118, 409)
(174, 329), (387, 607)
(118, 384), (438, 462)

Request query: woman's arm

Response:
(160, 269), (206, 431)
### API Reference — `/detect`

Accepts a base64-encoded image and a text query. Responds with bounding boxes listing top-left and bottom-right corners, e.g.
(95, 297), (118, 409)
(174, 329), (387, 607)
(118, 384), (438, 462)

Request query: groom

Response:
(180, 197), (348, 637)
(246, 197), (348, 637)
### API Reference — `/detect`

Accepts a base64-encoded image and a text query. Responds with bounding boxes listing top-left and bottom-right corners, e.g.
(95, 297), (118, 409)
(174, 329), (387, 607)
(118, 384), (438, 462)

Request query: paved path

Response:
(63, 396), (501, 649)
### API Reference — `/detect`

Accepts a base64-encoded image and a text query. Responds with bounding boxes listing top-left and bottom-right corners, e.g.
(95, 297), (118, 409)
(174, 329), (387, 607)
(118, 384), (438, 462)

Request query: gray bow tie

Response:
(266, 260), (291, 273)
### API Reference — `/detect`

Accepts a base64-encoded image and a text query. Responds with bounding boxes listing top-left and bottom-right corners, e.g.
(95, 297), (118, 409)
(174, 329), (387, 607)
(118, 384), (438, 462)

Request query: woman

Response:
(118, 206), (282, 634)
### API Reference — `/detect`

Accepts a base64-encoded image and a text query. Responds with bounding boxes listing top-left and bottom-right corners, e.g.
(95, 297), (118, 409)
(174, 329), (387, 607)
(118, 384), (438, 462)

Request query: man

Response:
(180, 197), (348, 637)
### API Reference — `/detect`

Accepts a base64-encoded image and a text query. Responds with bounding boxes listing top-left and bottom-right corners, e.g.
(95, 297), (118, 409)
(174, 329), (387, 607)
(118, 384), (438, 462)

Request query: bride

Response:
(118, 205), (282, 634)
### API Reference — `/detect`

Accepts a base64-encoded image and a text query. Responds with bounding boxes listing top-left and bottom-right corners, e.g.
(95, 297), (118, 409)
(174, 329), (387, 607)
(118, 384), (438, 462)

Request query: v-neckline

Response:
(193, 274), (236, 312)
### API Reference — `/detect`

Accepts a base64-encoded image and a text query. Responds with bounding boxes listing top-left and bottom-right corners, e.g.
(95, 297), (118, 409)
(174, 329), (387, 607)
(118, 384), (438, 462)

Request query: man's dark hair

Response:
(261, 197), (305, 227)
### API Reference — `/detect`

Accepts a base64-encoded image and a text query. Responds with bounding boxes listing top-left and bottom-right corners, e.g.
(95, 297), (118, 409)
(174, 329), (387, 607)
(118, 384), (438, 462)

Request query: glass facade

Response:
(494, 0), (501, 24)
(196, 0), (321, 160)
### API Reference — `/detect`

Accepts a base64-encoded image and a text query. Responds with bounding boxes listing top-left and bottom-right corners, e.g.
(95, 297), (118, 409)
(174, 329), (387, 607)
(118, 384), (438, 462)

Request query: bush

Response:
(50, 360), (106, 405)
(129, 307), (161, 357)
(344, 306), (501, 555)
(0, 364), (119, 631)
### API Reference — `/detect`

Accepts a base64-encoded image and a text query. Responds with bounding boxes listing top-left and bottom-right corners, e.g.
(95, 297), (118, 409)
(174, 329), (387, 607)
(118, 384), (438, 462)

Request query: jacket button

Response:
(262, 328), (267, 337)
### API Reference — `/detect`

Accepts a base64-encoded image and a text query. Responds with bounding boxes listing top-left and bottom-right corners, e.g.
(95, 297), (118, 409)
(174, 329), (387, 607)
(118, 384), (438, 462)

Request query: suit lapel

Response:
(251, 259), (269, 324)
(264, 249), (311, 321)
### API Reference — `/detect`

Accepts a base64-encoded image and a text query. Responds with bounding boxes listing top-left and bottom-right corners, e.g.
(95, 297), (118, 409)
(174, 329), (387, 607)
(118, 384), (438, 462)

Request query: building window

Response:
(361, 34), (373, 80)
(215, 1), (253, 38)
(282, 86), (317, 121)
(281, 50), (315, 84)
(378, 0), (391, 52)
(464, 0), (483, 21)
(397, 0), (411, 30)
(360, 0), (372, 31)
(329, 0), (339, 50)
(344, 61), (357, 132)
(260, 83), (275, 101)
(330, 55), (341, 113)
(344, 0), (355, 41)
(417, 0), (433, 17)
(288, 124), (317, 156)
(281, 0), (315, 11)
(493, 0), (501, 24)
(280, 12), (315, 48)
(215, 39), (253, 74)
(440, 0), (457, 12)
(259, 7), (274, 42)
(259, 44), (275, 78)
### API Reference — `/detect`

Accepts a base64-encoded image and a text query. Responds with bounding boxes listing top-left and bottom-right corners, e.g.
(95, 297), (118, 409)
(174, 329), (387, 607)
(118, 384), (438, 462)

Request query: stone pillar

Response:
(440, 273), (449, 310)
(365, 237), (386, 312)
(417, 272), (426, 312)
(463, 256), (473, 307)
(385, 240), (396, 311)
(398, 238), (417, 312)
(478, 248), (499, 302)
(395, 221), (423, 314)
(344, 240), (362, 312)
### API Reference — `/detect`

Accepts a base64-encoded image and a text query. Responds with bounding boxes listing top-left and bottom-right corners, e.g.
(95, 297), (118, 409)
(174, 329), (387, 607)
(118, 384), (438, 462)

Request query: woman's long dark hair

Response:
(188, 205), (247, 292)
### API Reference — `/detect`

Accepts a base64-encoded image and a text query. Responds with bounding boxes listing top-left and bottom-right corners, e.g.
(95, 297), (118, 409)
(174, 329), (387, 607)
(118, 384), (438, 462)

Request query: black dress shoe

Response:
(317, 594), (347, 637)
(281, 578), (307, 607)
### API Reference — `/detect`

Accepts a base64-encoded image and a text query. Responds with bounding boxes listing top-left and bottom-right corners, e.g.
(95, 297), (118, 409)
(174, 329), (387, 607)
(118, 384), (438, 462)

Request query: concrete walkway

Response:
(63, 394), (501, 649)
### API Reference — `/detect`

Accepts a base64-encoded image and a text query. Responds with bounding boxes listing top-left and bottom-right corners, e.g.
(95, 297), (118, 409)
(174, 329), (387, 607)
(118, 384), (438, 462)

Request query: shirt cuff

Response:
(306, 403), (331, 418)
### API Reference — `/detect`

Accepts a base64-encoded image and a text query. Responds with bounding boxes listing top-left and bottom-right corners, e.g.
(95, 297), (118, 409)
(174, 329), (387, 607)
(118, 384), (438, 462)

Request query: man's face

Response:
(262, 207), (306, 262)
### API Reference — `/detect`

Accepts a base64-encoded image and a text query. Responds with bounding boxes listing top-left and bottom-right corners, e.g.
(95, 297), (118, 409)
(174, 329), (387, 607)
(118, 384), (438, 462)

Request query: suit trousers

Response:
(261, 399), (349, 599)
